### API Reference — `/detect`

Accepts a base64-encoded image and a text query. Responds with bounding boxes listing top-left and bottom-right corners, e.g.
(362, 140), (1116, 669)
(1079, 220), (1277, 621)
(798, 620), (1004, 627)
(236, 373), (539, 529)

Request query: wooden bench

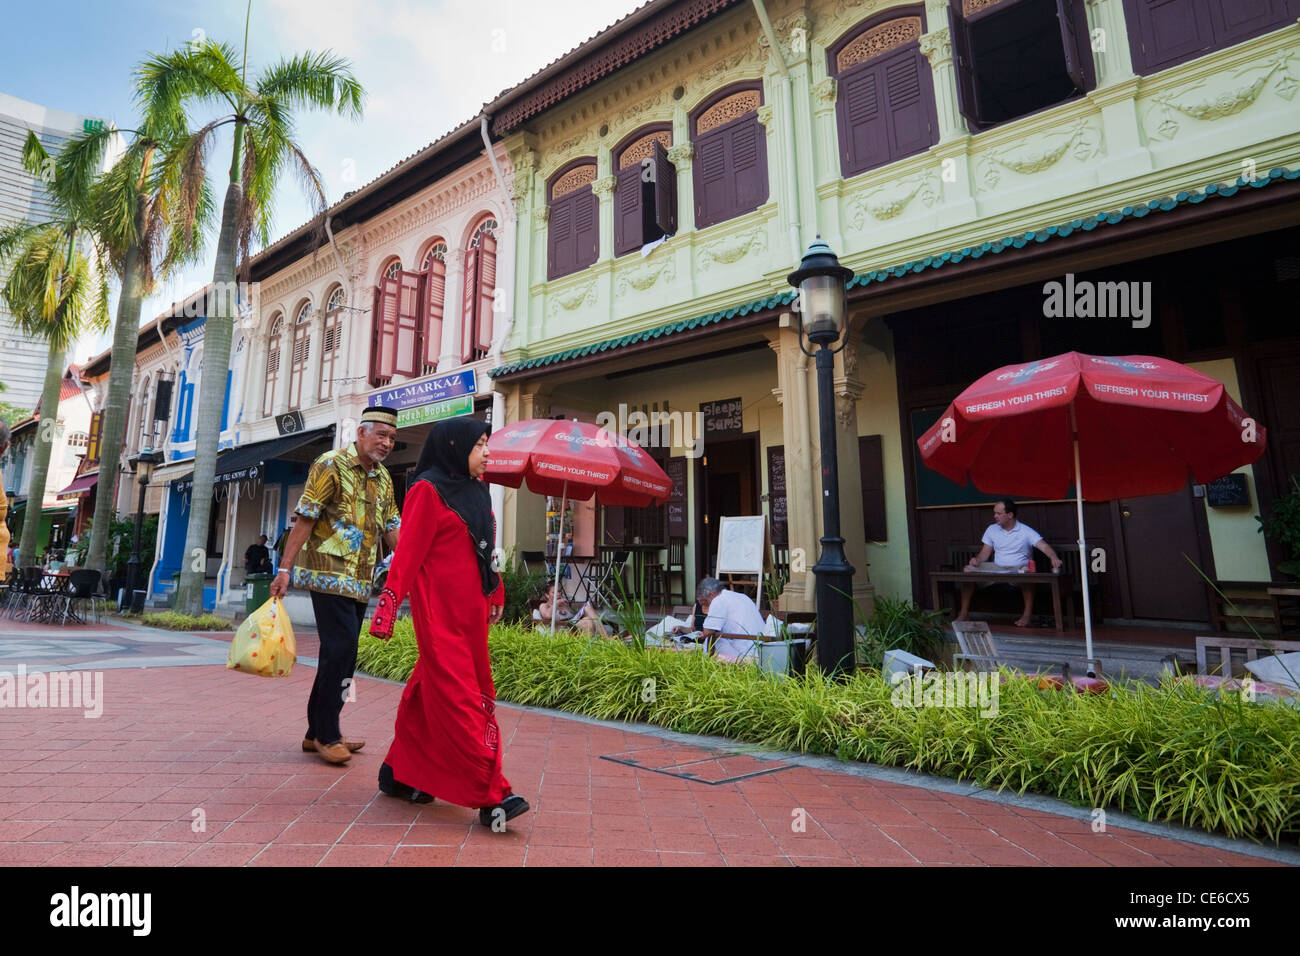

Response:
(1194, 634), (1300, 677)
(930, 570), (1066, 632)
(1204, 580), (1289, 633)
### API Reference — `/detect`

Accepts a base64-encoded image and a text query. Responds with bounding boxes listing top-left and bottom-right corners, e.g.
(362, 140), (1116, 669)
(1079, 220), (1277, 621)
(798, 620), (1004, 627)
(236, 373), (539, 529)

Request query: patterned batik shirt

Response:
(292, 444), (401, 602)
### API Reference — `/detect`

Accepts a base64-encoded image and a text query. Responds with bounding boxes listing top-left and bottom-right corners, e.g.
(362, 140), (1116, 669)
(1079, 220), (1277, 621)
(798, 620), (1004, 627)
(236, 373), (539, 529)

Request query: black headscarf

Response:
(413, 417), (499, 596)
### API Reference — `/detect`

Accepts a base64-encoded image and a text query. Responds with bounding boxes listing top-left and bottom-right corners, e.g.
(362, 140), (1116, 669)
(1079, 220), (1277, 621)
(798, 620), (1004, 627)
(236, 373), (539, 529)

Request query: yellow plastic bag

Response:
(227, 597), (297, 677)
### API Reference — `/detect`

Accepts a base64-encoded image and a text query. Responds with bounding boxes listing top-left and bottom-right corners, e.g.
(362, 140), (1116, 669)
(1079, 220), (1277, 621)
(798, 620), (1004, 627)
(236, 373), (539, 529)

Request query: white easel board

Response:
(715, 515), (767, 576)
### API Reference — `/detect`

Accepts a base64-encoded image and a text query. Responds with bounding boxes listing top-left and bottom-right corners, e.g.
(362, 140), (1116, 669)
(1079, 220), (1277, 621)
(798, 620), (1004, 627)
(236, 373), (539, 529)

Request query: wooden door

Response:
(1118, 486), (1210, 620)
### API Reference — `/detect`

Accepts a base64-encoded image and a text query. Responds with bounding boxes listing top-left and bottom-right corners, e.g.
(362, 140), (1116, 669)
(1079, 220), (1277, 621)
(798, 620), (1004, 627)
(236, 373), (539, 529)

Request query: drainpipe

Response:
(753, 0), (805, 260)
(482, 110), (513, 544)
(480, 114), (511, 220)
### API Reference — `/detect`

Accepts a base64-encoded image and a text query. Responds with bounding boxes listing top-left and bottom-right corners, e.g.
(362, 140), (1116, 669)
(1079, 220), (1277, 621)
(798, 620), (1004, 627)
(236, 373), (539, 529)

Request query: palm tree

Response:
(0, 140), (111, 563)
(36, 101), (216, 577)
(140, 27), (362, 614)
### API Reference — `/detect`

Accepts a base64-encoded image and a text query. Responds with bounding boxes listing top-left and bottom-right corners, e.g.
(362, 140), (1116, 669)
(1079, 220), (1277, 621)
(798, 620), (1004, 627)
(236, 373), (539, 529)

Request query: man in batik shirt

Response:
(271, 406), (401, 764)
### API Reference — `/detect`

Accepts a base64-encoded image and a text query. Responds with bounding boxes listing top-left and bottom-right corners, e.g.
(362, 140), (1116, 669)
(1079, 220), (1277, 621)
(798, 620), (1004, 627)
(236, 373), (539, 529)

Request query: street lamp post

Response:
(788, 237), (857, 675)
(124, 447), (159, 607)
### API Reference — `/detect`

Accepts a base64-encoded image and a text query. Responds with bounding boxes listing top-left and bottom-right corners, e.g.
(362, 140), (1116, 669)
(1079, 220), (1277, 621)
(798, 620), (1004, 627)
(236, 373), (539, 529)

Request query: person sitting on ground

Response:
(955, 498), (1063, 628)
(244, 534), (273, 575)
(696, 577), (766, 662)
(534, 585), (609, 637)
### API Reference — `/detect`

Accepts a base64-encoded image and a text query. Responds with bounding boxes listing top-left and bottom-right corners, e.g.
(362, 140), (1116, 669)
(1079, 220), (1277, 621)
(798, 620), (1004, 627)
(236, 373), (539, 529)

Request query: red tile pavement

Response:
(0, 620), (1289, 867)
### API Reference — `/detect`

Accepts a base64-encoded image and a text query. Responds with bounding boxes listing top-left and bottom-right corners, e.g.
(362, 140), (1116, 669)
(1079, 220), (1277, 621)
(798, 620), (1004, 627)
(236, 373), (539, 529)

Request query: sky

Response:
(3, 0), (647, 363)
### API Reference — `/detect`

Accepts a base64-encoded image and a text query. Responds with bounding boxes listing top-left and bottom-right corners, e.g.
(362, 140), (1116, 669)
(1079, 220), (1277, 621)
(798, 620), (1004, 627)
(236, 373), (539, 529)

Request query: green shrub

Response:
(856, 596), (948, 669)
(357, 624), (1300, 843)
(497, 552), (550, 625)
(137, 611), (233, 631)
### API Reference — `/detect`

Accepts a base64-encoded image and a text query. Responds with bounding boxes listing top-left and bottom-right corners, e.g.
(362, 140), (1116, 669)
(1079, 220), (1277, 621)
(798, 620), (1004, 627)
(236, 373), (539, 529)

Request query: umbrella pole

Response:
(1070, 402), (1096, 671)
(551, 481), (568, 636)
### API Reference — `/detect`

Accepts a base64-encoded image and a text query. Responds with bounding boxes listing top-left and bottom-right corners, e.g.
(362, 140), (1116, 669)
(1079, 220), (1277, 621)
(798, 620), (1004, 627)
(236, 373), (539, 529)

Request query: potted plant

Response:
(1257, 475), (1300, 579)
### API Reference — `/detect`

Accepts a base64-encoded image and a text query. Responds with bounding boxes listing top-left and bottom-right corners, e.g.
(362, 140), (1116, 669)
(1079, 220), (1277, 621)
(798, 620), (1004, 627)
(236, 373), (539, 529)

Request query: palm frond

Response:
(254, 51), (364, 119)
(136, 42), (242, 121)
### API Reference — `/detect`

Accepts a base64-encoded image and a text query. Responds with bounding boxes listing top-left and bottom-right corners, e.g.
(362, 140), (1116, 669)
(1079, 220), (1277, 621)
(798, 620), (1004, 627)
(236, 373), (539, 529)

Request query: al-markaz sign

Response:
(367, 370), (477, 412)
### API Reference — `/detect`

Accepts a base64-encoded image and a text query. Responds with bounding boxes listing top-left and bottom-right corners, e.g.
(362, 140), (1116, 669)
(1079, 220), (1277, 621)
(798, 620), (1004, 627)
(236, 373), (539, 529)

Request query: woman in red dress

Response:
(367, 418), (529, 828)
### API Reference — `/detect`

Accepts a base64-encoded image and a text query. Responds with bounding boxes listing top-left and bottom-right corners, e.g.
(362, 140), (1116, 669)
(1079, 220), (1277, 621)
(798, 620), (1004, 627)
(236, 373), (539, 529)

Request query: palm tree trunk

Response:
(174, 180), (240, 614)
(86, 240), (145, 573)
(17, 342), (68, 563)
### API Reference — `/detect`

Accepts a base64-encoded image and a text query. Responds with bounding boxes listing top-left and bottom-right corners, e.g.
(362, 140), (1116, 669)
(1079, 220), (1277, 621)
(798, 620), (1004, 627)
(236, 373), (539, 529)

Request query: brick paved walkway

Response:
(0, 617), (1290, 867)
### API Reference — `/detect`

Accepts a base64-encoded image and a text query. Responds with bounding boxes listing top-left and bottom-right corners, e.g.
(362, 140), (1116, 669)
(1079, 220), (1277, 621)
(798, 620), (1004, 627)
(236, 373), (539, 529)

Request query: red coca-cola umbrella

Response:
(485, 418), (673, 631)
(918, 352), (1267, 663)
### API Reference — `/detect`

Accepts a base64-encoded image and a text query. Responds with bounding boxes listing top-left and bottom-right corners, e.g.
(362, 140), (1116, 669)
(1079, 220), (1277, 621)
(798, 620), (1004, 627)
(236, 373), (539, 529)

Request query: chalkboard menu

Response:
(701, 397), (744, 440)
(767, 445), (788, 546)
(666, 456), (688, 537)
(1205, 473), (1250, 507)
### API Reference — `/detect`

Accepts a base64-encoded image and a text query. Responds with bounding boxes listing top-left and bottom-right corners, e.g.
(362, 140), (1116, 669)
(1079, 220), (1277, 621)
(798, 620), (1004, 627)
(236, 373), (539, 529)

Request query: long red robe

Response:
(381, 480), (509, 808)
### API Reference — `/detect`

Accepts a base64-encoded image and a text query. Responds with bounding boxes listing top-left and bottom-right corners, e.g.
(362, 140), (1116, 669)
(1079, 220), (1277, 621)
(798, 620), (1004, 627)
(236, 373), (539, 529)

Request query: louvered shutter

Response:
(948, 5), (983, 130)
(547, 196), (574, 280)
(424, 256), (445, 372)
(841, 64), (889, 175)
(693, 129), (730, 228)
(394, 270), (422, 377)
(264, 335), (280, 415)
(1124, 0), (1213, 73)
(730, 116), (767, 214)
(370, 279), (399, 387)
(574, 187), (599, 271)
(614, 164), (643, 256)
(461, 247), (479, 363)
(86, 411), (102, 464)
(885, 48), (937, 163)
(319, 311), (340, 401)
(1056, 0), (1093, 91)
(288, 323), (309, 409)
(1215, 0), (1285, 44)
(651, 138), (677, 237)
(476, 232), (497, 354)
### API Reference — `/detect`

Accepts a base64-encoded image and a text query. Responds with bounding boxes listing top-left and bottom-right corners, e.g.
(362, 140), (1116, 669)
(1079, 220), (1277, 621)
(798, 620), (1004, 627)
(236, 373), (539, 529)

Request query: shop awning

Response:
(55, 474), (98, 500)
(171, 427), (333, 496)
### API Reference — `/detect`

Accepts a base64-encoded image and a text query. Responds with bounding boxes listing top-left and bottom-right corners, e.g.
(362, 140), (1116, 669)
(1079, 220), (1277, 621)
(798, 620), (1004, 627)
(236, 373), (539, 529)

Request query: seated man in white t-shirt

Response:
(956, 499), (1063, 628)
(697, 577), (767, 662)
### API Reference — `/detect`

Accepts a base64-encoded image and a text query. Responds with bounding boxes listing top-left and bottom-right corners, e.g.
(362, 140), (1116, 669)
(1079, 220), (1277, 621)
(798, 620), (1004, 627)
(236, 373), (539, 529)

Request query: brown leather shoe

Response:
(302, 737), (365, 753)
(314, 740), (352, 764)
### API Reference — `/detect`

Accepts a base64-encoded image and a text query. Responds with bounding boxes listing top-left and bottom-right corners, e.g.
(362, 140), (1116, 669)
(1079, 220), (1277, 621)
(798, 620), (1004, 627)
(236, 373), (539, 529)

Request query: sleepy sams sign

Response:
(368, 370), (476, 412)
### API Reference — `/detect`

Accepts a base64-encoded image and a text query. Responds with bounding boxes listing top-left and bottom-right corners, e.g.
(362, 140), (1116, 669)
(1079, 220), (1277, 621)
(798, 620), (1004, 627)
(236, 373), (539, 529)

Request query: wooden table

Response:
(930, 570), (1066, 632)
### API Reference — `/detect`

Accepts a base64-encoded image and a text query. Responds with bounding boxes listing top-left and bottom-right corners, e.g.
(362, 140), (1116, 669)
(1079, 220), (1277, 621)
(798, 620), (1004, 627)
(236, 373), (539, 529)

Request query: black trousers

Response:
(307, 590), (369, 745)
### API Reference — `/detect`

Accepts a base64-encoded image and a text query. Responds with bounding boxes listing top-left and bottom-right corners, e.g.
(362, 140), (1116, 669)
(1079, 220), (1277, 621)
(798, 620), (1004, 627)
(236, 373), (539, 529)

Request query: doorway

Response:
(1115, 486), (1212, 622)
(694, 432), (761, 581)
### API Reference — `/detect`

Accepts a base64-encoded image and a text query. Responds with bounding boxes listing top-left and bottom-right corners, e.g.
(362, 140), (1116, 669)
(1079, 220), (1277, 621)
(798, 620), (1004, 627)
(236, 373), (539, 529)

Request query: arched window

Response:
(547, 160), (598, 281)
(263, 313), (283, 417)
(319, 286), (345, 402)
(613, 125), (676, 257)
(382, 258), (402, 281)
(287, 300), (313, 410)
(370, 256), (422, 387)
(831, 8), (939, 176)
(418, 241), (447, 374)
(690, 84), (768, 229)
(462, 217), (499, 362)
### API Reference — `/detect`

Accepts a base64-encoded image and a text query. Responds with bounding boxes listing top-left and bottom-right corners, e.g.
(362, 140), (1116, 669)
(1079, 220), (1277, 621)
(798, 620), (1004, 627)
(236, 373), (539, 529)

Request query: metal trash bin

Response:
(245, 573), (272, 614)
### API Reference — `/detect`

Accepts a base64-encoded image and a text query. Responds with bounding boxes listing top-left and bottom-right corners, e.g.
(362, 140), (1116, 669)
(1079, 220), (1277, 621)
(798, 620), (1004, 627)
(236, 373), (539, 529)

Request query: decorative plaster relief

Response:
(1145, 52), (1295, 141)
(591, 175), (616, 199)
(757, 104), (776, 131)
(699, 228), (768, 269)
(533, 205), (551, 224)
(976, 120), (1105, 192)
(615, 257), (677, 296)
(919, 28), (952, 68)
(666, 142), (695, 167)
(813, 77), (838, 113)
(757, 11), (812, 63)
(847, 170), (941, 227)
(547, 278), (598, 317)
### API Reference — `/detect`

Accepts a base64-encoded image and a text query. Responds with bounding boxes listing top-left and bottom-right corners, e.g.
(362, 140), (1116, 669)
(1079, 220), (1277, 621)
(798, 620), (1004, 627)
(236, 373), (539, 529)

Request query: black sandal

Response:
(478, 794), (530, 828)
(378, 762), (435, 804)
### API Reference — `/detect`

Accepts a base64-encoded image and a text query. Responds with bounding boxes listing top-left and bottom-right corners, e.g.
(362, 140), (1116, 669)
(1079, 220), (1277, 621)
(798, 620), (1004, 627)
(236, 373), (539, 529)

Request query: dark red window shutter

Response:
(369, 280), (399, 387)
(394, 269), (422, 377)
(1056, 0), (1092, 91)
(461, 247), (479, 363)
(693, 129), (731, 228)
(547, 196), (574, 280)
(424, 257), (445, 373)
(574, 187), (599, 271)
(1123, 0), (1292, 75)
(476, 231), (497, 355)
(840, 65), (889, 174)
(651, 138), (677, 236)
(948, 5), (984, 130)
(613, 164), (643, 257)
(859, 434), (887, 542)
(729, 116), (767, 213)
(1216, 0), (1286, 44)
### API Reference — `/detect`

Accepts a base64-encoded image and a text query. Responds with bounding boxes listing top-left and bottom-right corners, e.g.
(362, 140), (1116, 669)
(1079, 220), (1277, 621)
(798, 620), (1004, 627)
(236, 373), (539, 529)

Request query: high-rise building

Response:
(0, 91), (117, 413)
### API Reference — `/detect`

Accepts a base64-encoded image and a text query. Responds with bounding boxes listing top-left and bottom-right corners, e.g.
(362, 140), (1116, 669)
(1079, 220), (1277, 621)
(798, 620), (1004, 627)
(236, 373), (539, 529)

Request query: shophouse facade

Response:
(485, 0), (1300, 627)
